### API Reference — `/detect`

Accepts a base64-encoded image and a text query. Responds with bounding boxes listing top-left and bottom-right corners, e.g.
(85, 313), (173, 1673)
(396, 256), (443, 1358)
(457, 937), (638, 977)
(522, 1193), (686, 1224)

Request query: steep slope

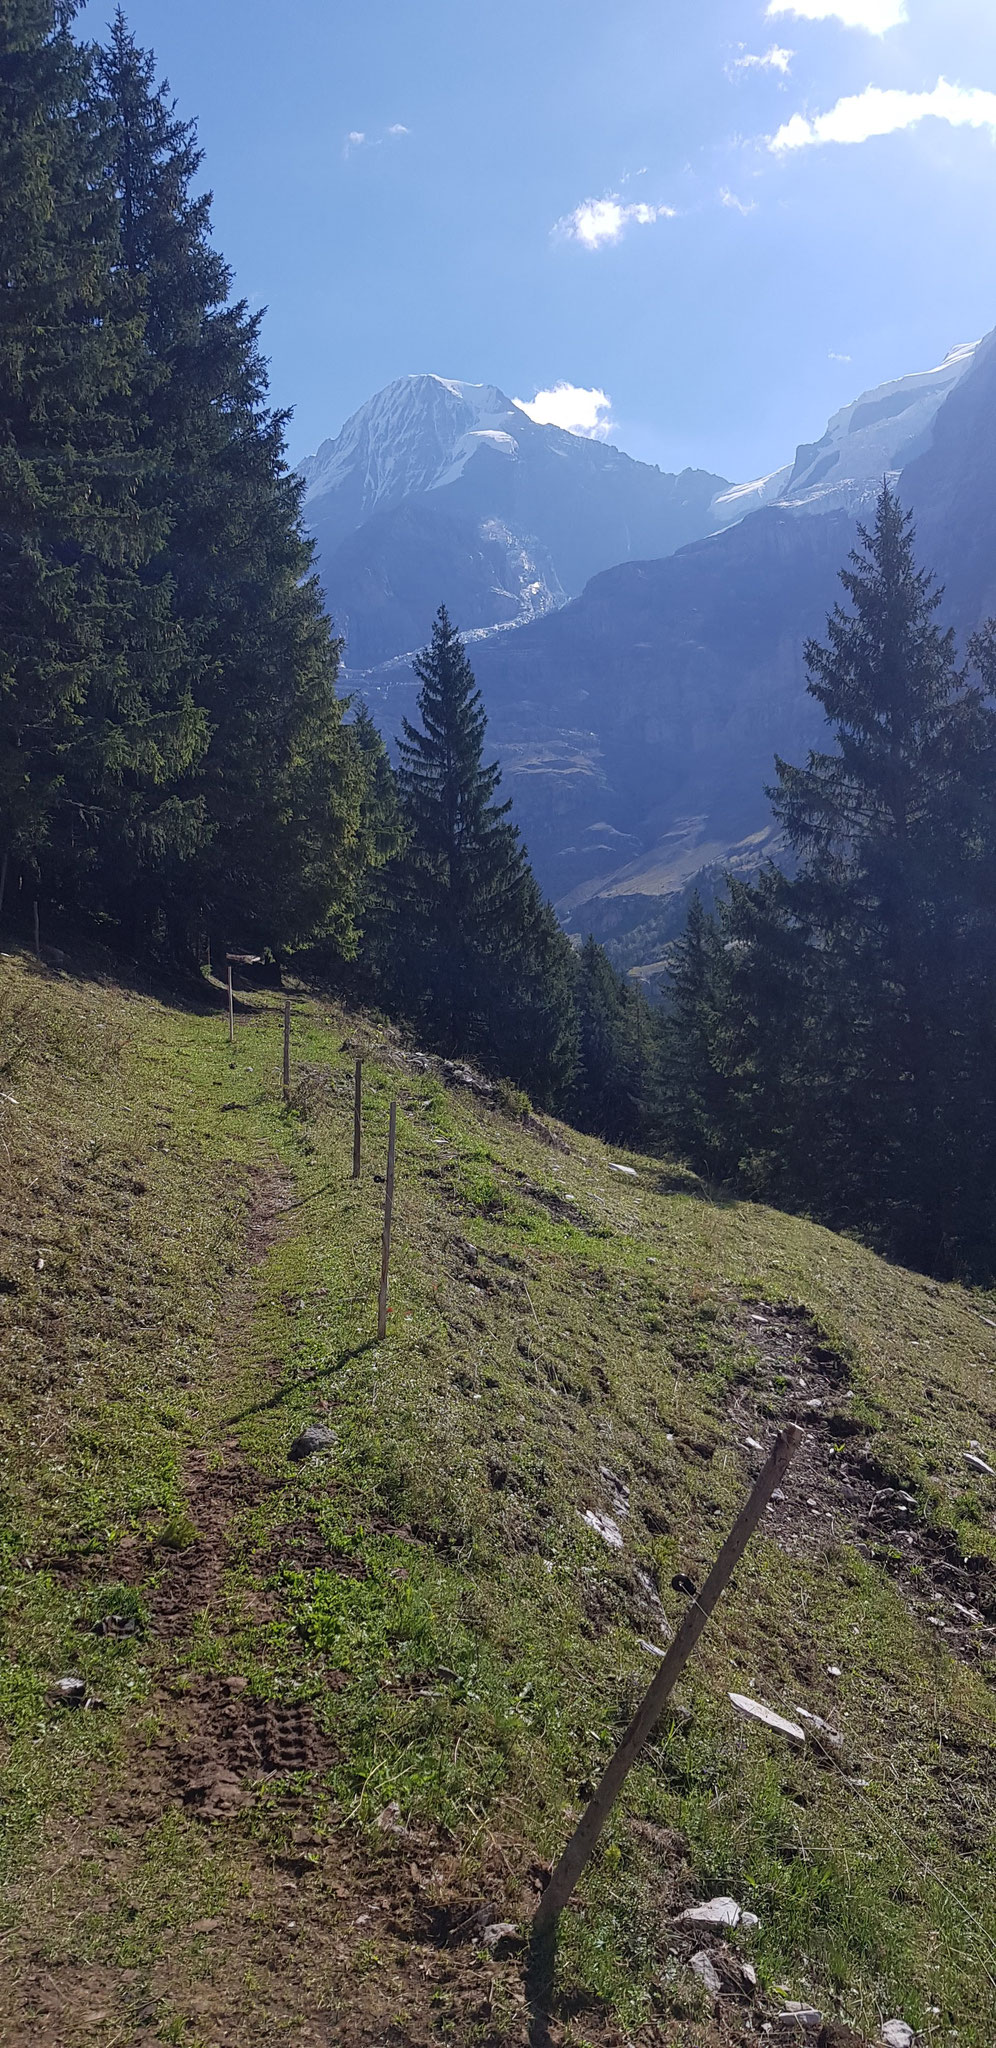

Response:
(300, 376), (726, 671)
(905, 328), (996, 632)
(3, 947), (996, 2045)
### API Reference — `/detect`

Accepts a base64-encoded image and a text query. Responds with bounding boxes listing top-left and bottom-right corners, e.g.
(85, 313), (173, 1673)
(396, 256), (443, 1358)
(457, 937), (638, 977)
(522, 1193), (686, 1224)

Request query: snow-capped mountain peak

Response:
(299, 374), (528, 522)
(711, 341), (980, 530)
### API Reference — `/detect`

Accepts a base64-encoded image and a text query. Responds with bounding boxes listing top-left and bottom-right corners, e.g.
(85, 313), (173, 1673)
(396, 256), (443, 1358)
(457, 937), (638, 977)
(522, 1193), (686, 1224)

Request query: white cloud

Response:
(767, 0), (907, 29)
(829, 350), (853, 361)
(557, 195), (677, 249)
(770, 77), (996, 151)
(513, 384), (615, 438)
(721, 187), (758, 214)
(344, 124), (410, 157)
(731, 44), (794, 73)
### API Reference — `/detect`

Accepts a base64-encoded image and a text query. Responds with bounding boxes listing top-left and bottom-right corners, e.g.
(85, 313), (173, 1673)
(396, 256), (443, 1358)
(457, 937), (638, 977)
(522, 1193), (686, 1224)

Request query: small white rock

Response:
(745, 1436), (763, 1452)
(637, 1638), (668, 1659)
(781, 2002), (822, 2031)
(879, 2024), (915, 2048)
(827, 1665), (842, 1678)
(729, 1693), (807, 1746)
(607, 1162), (638, 1177)
(580, 1508), (623, 1550)
(689, 1950), (722, 1997)
(963, 1452), (995, 1477)
(482, 1921), (518, 1951)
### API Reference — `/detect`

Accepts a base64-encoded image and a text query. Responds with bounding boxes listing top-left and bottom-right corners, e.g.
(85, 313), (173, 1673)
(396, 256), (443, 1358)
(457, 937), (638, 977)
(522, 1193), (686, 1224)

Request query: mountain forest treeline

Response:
(5, 9), (996, 1277)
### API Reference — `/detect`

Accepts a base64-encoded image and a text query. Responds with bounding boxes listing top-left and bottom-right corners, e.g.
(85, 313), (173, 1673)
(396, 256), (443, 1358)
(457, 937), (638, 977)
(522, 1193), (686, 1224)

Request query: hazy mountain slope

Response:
(905, 328), (996, 632)
(459, 510), (850, 923)
(319, 496), (565, 672)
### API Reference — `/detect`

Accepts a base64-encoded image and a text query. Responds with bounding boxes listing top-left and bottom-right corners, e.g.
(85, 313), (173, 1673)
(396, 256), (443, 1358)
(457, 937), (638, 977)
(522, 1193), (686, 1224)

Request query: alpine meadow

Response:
(4, 6), (996, 2048)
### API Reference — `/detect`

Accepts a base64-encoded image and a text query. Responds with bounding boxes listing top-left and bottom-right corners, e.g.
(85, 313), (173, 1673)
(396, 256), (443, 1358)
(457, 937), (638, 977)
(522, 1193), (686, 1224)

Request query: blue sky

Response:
(78, 0), (996, 483)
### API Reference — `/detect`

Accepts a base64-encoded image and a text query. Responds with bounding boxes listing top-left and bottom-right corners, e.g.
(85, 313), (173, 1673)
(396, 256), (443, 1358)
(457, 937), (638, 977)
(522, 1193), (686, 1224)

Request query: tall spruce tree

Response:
(0, 0), (167, 924)
(658, 893), (731, 1170)
(570, 936), (655, 1142)
(93, 14), (366, 962)
(390, 606), (576, 1100)
(669, 488), (996, 1272)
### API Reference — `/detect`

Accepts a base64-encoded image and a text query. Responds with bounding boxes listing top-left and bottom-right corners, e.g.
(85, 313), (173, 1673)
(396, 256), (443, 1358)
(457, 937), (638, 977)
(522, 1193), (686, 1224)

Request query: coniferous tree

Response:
(667, 488), (996, 1272)
(570, 936), (647, 1141)
(327, 706), (406, 994)
(93, 14), (366, 962)
(0, 0), (167, 923)
(658, 894), (731, 1169)
(388, 606), (576, 1101)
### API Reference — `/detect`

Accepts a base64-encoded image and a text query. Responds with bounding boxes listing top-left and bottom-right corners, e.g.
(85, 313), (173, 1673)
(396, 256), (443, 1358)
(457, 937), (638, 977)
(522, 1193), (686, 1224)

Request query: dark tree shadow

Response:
(222, 1338), (379, 1427)
(525, 1925), (557, 2048)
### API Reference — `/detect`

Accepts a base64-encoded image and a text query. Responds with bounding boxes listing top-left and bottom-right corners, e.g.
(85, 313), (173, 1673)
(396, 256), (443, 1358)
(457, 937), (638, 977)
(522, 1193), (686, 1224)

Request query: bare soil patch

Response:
(729, 1300), (996, 1669)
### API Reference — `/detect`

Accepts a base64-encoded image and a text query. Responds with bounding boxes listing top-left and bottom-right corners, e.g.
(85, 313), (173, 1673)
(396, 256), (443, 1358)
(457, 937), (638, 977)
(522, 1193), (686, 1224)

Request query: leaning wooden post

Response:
(282, 995), (291, 1100)
(227, 964), (234, 1045)
(532, 1424), (804, 1936)
(32, 899), (40, 961)
(352, 1058), (363, 1180)
(377, 1099), (397, 1340)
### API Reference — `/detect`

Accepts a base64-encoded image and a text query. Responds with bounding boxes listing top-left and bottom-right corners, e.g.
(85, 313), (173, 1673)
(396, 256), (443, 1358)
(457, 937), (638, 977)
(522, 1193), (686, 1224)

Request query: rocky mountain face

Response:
(300, 375), (726, 671)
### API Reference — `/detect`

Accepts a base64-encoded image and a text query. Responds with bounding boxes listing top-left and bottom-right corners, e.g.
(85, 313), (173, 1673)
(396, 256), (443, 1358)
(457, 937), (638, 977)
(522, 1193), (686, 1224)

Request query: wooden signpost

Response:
(532, 1423), (804, 1935)
(353, 1059), (363, 1180)
(377, 1099), (397, 1341)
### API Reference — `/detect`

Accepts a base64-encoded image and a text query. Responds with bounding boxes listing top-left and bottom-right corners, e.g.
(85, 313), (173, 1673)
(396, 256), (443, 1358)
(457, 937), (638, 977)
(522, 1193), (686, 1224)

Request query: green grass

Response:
(2, 944), (996, 2044)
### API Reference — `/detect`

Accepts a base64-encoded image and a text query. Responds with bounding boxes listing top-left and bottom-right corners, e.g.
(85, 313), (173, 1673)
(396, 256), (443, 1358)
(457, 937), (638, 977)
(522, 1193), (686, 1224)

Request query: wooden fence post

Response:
(352, 1059), (362, 1180)
(377, 1099), (397, 1340)
(532, 1423), (804, 1935)
(227, 964), (234, 1046)
(32, 899), (40, 961)
(283, 995), (291, 1100)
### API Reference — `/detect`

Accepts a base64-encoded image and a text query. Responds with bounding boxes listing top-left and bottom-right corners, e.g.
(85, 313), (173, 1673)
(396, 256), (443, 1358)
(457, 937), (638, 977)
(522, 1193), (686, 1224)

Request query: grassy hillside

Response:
(1, 945), (995, 2048)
